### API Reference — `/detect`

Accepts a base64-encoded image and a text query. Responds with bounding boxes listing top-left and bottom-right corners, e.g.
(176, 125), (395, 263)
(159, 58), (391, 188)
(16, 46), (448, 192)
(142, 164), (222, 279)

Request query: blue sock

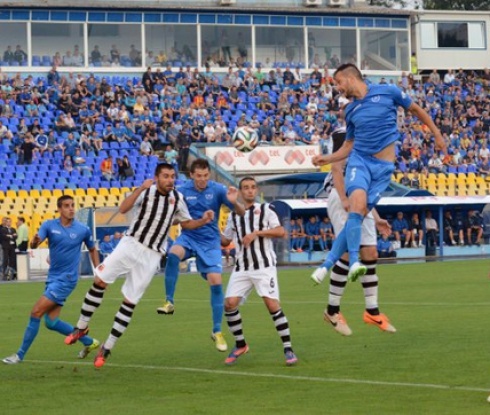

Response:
(17, 316), (41, 360)
(44, 315), (93, 346)
(165, 253), (181, 303)
(210, 284), (224, 333)
(346, 212), (364, 267)
(322, 228), (348, 270)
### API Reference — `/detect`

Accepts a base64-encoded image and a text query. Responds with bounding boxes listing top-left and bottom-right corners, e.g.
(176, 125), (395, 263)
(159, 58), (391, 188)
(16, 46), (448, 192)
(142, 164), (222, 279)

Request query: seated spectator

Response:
(410, 212), (424, 247)
(72, 148), (92, 175)
(425, 211), (438, 247)
(63, 154), (73, 172)
(140, 136), (153, 156)
(111, 231), (123, 247)
(99, 234), (115, 259)
(319, 216), (334, 251)
(3, 45), (14, 64)
(465, 210), (483, 246)
(392, 212), (412, 249)
(399, 172), (410, 187)
(100, 155), (114, 181)
(377, 234), (397, 259)
(443, 211), (459, 246)
(305, 216), (324, 252)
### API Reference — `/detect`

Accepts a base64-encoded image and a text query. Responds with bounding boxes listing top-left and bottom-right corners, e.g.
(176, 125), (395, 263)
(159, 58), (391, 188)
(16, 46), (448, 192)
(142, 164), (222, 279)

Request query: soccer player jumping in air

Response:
(311, 63), (446, 283)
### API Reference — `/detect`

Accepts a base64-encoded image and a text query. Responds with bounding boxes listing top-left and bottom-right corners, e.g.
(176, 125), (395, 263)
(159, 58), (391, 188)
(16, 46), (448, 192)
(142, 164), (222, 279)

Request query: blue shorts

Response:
(43, 278), (77, 306)
(175, 234), (223, 276)
(345, 150), (395, 210)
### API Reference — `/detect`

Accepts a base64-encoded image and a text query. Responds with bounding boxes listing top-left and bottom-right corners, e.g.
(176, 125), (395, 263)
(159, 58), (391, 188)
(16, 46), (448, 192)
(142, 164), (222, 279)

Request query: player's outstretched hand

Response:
(202, 209), (215, 224)
(227, 186), (239, 204)
(375, 219), (392, 238)
(140, 179), (154, 189)
(312, 155), (330, 167)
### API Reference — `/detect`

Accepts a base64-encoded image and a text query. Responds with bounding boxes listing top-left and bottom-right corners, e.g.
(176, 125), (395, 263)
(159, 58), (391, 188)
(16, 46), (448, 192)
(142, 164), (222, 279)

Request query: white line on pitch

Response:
(25, 359), (488, 393)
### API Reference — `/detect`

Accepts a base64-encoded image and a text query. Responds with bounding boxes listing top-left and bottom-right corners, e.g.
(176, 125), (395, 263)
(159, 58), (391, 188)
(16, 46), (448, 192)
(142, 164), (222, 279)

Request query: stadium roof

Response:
(3, 1), (413, 16)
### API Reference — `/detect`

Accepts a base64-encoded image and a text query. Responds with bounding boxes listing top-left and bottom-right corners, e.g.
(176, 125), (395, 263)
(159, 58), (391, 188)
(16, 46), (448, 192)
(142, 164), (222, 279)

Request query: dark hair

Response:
(190, 158), (210, 173)
(57, 195), (74, 208)
(334, 63), (363, 81)
(154, 163), (175, 176)
(239, 176), (256, 189)
(18, 217), (25, 223)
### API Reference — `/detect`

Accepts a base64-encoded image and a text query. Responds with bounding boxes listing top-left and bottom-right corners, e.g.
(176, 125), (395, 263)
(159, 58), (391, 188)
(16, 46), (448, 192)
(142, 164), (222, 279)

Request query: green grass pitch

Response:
(1, 259), (490, 415)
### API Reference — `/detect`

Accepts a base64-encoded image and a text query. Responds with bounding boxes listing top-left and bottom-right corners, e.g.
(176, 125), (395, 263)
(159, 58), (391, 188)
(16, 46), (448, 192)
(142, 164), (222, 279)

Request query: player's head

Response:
(57, 195), (75, 220)
(190, 158), (210, 191)
(333, 63), (363, 98)
(154, 163), (176, 195)
(239, 176), (258, 203)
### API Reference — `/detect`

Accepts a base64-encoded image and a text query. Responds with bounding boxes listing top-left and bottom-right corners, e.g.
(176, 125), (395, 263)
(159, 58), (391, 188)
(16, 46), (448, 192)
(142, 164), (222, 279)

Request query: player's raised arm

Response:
(226, 186), (246, 216)
(119, 179), (154, 213)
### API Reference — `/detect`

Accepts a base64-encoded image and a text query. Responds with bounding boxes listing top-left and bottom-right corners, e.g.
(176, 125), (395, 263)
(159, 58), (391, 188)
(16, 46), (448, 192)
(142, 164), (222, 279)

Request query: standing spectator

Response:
(164, 144), (179, 172)
(176, 127), (192, 172)
(1, 218), (17, 280)
(16, 217), (29, 253)
(47, 65), (60, 86)
(100, 155), (114, 181)
(14, 45), (27, 64)
(377, 234), (397, 259)
(91, 45), (102, 64)
(3, 45), (14, 64)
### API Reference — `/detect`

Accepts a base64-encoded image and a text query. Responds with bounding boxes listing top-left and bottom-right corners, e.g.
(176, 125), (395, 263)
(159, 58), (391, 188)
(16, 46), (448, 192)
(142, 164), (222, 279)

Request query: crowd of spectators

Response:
(2, 64), (490, 188)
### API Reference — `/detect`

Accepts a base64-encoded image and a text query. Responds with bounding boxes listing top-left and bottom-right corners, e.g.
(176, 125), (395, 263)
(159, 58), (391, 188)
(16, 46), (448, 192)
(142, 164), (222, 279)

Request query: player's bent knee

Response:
(224, 297), (239, 311)
(44, 315), (57, 330)
(360, 246), (378, 261)
(169, 245), (186, 259)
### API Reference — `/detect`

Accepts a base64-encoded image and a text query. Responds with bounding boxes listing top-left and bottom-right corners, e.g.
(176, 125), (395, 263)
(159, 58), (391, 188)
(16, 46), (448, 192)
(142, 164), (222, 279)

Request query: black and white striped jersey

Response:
(126, 185), (191, 253)
(224, 203), (281, 271)
(322, 126), (347, 198)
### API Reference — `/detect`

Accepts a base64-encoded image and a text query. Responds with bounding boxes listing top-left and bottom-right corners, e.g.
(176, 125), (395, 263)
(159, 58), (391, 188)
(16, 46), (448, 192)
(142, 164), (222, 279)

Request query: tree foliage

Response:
(369, 0), (490, 9)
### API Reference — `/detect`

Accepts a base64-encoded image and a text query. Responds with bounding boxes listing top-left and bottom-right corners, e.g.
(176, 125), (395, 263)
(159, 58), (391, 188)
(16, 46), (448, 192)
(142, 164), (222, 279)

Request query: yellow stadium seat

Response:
(30, 189), (41, 199)
(106, 196), (119, 207)
(120, 187), (131, 195)
(467, 187), (477, 196)
(52, 189), (63, 198)
(109, 188), (120, 196)
(87, 188), (98, 197)
(75, 188), (86, 197)
(98, 188), (110, 197)
(18, 189), (29, 199)
(478, 187), (488, 196)
(457, 188), (467, 196)
(446, 188), (456, 196)
(0, 190), (5, 199)
(476, 176), (485, 185)
(6, 190), (16, 198)
(63, 189), (75, 197)
(41, 189), (52, 198)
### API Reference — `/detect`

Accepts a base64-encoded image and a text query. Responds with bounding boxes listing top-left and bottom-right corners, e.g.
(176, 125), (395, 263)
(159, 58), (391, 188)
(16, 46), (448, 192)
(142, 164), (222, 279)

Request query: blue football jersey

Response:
(38, 218), (94, 280)
(178, 180), (234, 245)
(345, 84), (412, 155)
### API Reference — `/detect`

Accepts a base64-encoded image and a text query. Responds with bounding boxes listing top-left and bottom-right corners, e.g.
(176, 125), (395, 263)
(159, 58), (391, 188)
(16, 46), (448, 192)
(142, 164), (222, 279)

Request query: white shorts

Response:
(328, 188), (377, 246)
(94, 236), (162, 304)
(225, 266), (279, 301)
